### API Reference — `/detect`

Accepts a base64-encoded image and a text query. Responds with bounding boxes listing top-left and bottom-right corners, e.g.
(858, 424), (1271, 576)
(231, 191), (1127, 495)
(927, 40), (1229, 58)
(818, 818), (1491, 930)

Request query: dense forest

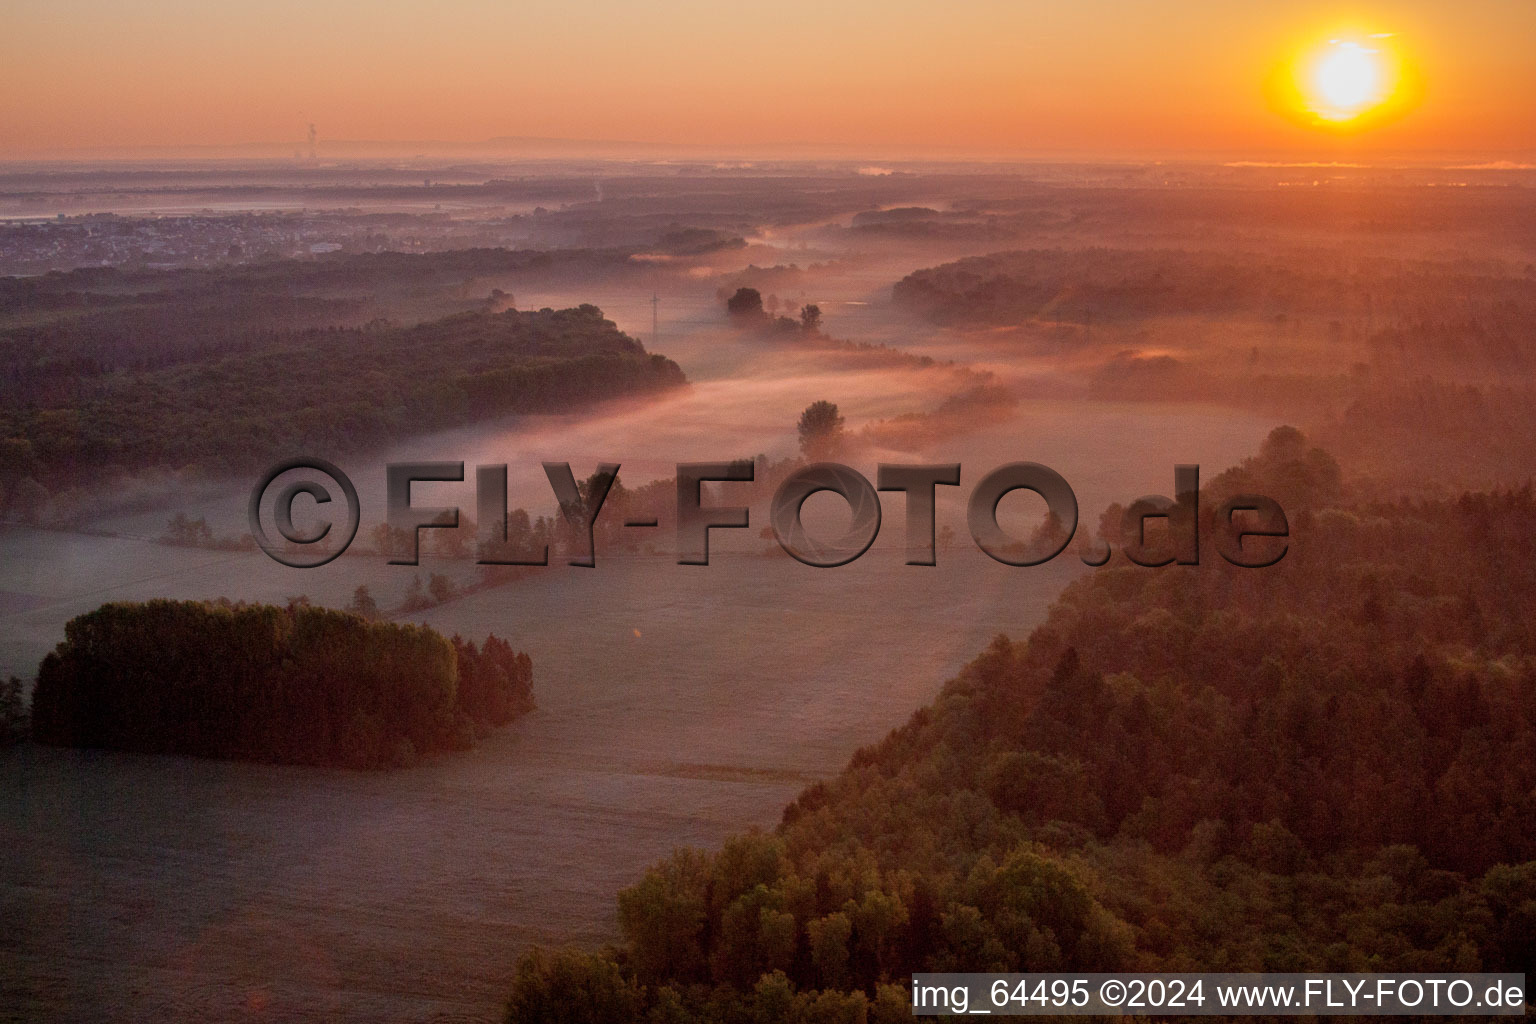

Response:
(0, 247), (642, 380)
(29, 599), (533, 768)
(0, 303), (683, 490)
(892, 247), (1536, 329)
(0, 248), (687, 504)
(502, 428), (1536, 1022)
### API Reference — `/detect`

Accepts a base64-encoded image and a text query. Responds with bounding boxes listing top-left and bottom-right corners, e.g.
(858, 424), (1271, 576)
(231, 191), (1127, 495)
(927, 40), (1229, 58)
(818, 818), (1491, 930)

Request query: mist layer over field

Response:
(2, 158), (1532, 1021)
(0, 318), (1271, 1021)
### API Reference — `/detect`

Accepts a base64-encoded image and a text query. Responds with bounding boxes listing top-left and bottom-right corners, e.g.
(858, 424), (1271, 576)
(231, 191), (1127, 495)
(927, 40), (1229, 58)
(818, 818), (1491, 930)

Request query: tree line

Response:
(891, 246), (1536, 328)
(0, 301), (684, 510)
(29, 599), (533, 769)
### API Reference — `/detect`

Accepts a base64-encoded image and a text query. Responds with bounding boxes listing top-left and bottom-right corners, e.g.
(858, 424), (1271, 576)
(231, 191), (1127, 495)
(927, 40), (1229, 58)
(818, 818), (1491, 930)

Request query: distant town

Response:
(0, 210), (540, 275)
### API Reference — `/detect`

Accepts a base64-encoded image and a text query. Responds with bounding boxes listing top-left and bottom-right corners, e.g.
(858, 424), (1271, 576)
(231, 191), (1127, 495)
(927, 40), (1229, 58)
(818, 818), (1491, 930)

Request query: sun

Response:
(1312, 42), (1384, 118)
(1296, 35), (1402, 124)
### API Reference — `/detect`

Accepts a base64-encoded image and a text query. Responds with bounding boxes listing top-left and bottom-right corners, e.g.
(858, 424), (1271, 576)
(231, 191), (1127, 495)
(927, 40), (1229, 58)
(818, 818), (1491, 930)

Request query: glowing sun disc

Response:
(1303, 38), (1394, 122)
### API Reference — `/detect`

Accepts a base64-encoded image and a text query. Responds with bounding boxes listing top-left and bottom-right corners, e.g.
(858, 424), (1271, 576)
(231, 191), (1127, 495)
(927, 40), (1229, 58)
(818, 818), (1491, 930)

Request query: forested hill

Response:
(502, 427), (1536, 1023)
(0, 304), (684, 485)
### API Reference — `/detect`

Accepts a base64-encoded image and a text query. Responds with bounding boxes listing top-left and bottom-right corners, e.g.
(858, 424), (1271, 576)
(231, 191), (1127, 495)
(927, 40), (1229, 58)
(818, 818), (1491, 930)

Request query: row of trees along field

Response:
(28, 600), (532, 768)
(503, 428), (1536, 1023)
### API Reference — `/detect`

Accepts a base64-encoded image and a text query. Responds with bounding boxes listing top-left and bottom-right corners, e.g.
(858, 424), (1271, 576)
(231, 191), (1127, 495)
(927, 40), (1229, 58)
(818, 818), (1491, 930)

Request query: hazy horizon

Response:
(7, 0), (1535, 163)
(3, 143), (1535, 168)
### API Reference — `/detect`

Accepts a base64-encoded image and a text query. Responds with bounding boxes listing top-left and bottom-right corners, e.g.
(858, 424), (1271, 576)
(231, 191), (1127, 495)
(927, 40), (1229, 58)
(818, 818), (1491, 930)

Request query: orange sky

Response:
(3, 0), (1533, 161)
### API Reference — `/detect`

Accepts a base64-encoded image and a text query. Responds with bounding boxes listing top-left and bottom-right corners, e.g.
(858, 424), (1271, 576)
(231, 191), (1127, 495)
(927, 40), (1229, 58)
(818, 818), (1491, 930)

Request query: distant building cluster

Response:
(0, 211), (530, 275)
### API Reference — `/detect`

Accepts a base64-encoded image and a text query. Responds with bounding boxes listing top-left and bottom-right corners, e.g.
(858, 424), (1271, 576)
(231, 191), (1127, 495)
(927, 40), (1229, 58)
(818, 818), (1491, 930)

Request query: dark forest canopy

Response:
(30, 599), (533, 769)
(0, 246), (637, 324)
(0, 247), (647, 385)
(503, 429), (1536, 1022)
(0, 303), (684, 485)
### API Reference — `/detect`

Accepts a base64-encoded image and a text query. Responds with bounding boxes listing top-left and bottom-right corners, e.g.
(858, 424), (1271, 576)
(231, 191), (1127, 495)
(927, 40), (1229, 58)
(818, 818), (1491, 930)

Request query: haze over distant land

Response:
(4, 137), (1532, 167)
